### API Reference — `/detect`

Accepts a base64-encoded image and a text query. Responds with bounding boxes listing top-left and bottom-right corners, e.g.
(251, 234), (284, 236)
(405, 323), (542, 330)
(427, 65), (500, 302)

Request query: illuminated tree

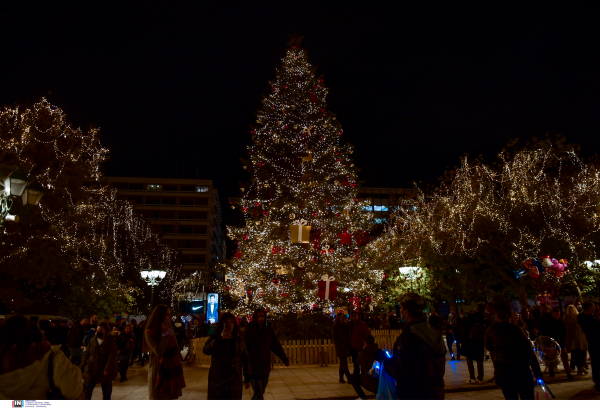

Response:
(219, 36), (378, 314)
(0, 98), (180, 317)
(374, 137), (600, 306)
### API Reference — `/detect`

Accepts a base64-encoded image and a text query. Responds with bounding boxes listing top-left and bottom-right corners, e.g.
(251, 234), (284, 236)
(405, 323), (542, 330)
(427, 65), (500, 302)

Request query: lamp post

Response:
(0, 166), (44, 237)
(141, 269), (167, 310)
(399, 267), (420, 291)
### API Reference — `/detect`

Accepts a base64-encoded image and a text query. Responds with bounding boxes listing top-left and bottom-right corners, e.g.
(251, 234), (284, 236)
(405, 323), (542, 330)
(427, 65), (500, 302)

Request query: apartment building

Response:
(103, 177), (225, 273)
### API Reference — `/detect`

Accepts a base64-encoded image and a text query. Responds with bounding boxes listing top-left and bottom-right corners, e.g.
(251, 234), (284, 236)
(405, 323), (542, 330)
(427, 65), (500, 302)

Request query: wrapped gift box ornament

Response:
(290, 219), (311, 243)
(318, 274), (338, 300)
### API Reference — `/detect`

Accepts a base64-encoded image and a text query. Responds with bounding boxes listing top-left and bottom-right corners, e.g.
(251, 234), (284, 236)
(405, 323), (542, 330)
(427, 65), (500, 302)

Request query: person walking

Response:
(244, 308), (289, 399)
(138, 320), (148, 366)
(428, 310), (443, 332)
(349, 335), (380, 400)
(383, 292), (446, 400)
(332, 312), (352, 383)
(463, 306), (487, 383)
(84, 315), (99, 333)
(129, 319), (143, 366)
(540, 307), (573, 380)
(203, 312), (250, 400)
(67, 318), (88, 366)
(143, 305), (186, 400)
(116, 324), (136, 382)
(485, 297), (542, 400)
(577, 301), (600, 392)
(349, 311), (371, 375)
(80, 322), (118, 400)
(0, 315), (84, 400)
(564, 304), (588, 375)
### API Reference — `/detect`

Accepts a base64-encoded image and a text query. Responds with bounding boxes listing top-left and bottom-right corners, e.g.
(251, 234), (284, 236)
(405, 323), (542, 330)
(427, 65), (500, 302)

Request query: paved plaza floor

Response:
(90, 355), (600, 400)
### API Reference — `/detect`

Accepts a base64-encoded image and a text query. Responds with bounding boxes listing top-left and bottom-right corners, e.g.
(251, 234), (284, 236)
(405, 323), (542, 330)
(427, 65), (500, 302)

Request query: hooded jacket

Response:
(349, 319), (371, 350)
(0, 345), (83, 400)
(244, 308), (289, 379)
(384, 316), (446, 400)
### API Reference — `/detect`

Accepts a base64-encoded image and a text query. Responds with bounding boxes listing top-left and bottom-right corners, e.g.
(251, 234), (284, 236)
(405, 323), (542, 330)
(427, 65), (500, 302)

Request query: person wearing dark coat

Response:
(540, 307), (573, 380)
(383, 292), (446, 400)
(349, 335), (380, 400)
(80, 322), (118, 400)
(428, 311), (443, 332)
(332, 313), (352, 383)
(461, 305), (487, 383)
(129, 320), (143, 366)
(245, 308), (289, 400)
(349, 311), (371, 375)
(116, 325), (136, 382)
(485, 298), (542, 400)
(203, 312), (250, 400)
(578, 302), (600, 392)
(67, 318), (87, 366)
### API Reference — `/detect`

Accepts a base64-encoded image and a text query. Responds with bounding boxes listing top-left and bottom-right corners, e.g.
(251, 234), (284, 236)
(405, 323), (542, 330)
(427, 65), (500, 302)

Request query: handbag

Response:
(47, 351), (67, 400)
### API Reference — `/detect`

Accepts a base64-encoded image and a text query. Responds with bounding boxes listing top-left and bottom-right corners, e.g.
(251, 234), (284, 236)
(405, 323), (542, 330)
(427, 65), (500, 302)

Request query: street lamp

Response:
(0, 166), (44, 234)
(399, 267), (421, 291)
(141, 269), (167, 309)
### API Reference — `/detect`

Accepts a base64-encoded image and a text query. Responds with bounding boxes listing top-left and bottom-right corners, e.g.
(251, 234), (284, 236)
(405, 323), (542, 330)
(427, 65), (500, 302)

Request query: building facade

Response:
(103, 177), (225, 274)
(357, 187), (418, 225)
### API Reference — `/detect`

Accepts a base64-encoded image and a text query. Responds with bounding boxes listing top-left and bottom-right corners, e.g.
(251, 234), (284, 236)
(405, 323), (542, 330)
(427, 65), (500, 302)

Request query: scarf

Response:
(155, 334), (186, 398)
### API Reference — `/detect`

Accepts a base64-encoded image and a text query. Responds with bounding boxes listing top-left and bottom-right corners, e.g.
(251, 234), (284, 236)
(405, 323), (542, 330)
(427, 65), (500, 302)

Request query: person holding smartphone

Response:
(203, 312), (250, 399)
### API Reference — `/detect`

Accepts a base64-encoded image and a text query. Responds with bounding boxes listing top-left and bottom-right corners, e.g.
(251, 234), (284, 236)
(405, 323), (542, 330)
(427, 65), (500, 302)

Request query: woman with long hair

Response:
(203, 312), (250, 399)
(0, 315), (83, 399)
(564, 304), (588, 375)
(142, 305), (186, 400)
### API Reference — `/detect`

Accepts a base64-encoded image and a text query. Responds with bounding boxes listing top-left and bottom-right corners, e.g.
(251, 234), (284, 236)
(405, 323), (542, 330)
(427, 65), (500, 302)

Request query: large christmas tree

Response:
(221, 35), (382, 314)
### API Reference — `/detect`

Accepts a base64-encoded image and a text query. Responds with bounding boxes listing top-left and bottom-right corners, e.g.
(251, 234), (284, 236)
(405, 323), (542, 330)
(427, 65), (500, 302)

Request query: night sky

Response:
(2, 4), (600, 226)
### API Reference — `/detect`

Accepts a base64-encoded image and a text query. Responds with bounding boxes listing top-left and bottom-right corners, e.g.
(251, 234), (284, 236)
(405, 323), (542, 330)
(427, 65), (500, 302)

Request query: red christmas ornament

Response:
(338, 131), (343, 135)
(228, 201), (233, 204)
(312, 303), (318, 309)
(243, 234), (248, 240)
(336, 159), (341, 162)
(234, 251), (243, 259)
(272, 278), (279, 284)
(262, 210), (269, 216)
(255, 202), (260, 206)
(250, 130), (255, 134)
(272, 86), (277, 90)
(291, 279), (297, 284)
(258, 163), (264, 167)
(366, 297), (372, 303)
(242, 207), (247, 212)
(265, 308), (270, 313)
(281, 293), (287, 297)
(312, 211), (318, 217)
(336, 212), (342, 217)
(281, 248), (287, 253)
(320, 108), (325, 112)
(283, 84), (288, 88)
(320, 249), (326, 255)
(337, 229), (353, 245)
(246, 290), (252, 294)
(313, 257), (318, 262)
(308, 92), (317, 103)
(328, 248), (334, 253)
(272, 246), (281, 254)
(226, 286), (231, 290)
(283, 125), (288, 129)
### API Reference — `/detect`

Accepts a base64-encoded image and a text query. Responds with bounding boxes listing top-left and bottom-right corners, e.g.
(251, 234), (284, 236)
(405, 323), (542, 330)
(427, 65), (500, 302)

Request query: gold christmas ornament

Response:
(289, 213), (296, 220)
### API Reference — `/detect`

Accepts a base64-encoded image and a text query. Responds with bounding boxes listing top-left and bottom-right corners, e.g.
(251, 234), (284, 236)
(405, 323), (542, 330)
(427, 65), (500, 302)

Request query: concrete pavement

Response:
(90, 355), (599, 400)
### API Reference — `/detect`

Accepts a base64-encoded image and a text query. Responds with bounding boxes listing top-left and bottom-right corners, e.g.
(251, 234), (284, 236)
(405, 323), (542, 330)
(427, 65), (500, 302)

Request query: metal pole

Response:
(151, 285), (155, 312)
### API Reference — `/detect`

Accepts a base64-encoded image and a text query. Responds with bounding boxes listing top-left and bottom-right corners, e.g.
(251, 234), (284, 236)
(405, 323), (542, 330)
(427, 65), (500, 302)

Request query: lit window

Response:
(375, 218), (387, 224)
(373, 205), (389, 212)
(147, 184), (162, 191)
(196, 185), (209, 192)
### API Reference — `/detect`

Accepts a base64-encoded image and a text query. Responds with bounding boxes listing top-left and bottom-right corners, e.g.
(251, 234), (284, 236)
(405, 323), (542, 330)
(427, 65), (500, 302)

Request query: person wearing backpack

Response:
(383, 292), (446, 400)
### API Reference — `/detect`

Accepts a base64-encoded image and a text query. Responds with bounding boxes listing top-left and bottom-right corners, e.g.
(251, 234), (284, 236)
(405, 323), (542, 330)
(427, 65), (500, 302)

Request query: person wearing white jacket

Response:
(0, 315), (84, 400)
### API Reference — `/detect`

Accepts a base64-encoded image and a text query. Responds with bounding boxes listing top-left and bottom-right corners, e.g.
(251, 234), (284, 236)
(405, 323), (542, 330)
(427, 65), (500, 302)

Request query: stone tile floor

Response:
(91, 356), (599, 400)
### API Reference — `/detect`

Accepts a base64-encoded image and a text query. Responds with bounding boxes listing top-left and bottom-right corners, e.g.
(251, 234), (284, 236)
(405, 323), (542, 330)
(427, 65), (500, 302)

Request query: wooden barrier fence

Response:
(187, 330), (401, 367)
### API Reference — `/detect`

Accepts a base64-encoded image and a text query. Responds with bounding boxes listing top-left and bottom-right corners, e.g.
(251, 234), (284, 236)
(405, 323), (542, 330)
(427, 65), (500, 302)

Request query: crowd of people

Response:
(0, 297), (599, 400)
